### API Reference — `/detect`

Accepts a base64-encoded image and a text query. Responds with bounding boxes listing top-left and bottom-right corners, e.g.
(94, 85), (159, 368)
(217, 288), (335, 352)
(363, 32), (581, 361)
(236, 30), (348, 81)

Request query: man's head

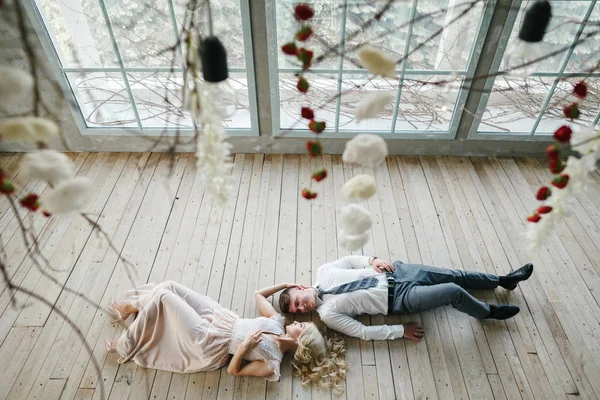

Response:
(279, 285), (318, 314)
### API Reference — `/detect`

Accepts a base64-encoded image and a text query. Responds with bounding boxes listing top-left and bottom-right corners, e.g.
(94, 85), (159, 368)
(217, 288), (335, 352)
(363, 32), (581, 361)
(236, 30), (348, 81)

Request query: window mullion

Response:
(334, 0), (349, 132)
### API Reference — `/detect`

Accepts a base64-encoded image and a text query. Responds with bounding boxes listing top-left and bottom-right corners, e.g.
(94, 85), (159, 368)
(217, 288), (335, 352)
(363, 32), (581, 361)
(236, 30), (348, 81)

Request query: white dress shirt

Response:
(314, 256), (404, 341)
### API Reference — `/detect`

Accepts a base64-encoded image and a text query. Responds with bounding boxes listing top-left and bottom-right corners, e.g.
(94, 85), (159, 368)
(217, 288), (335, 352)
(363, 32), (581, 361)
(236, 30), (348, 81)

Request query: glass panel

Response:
(106, 0), (177, 68)
(564, 1), (600, 73)
(395, 74), (461, 132)
(35, 0), (118, 67)
(275, 0), (344, 70)
(173, 0), (247, 69)
(223, 72), (252, 129)
(501, 1), (590, 73)
(128, 72), (193, 128)
(535, 77), (600, 134)
(479, 76), (555, 134)
(338, 74), (396, 131)
(407, 0), (484, 72)
(66, 71), (138, 128)
(279, 72), (338, 130)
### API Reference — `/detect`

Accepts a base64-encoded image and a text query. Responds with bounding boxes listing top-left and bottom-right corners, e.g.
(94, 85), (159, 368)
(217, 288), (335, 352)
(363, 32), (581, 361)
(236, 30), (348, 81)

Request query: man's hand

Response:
(371, 258), (395, 273)
(288, 283), (309, 290)
(403, 321), (425, 342)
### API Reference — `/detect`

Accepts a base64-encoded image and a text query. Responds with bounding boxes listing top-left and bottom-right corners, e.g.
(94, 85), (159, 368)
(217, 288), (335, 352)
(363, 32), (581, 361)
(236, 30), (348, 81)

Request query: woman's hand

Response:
(242, 330), (262, 350)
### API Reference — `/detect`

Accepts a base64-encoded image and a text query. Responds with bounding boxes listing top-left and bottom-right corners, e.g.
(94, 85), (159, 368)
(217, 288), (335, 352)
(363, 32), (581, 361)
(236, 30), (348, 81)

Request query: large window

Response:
(31, 0), (258, 135)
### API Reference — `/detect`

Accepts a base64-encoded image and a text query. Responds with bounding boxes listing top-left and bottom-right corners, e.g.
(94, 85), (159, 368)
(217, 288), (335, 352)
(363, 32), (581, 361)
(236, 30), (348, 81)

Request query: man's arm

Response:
(318, 256), (395, 273)
(321, 311), (424, 341)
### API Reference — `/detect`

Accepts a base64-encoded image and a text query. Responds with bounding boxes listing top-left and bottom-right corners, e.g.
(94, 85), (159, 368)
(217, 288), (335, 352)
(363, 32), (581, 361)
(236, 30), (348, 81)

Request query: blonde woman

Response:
(105, 281), (347, 393)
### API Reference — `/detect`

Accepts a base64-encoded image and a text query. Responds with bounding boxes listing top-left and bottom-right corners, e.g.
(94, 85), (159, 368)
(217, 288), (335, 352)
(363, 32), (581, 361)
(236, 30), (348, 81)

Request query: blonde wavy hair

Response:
(292, 323), (348, 395)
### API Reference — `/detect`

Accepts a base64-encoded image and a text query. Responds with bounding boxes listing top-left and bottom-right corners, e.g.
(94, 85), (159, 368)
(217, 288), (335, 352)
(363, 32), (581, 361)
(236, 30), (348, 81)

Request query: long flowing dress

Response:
(113, 281), (285, 381)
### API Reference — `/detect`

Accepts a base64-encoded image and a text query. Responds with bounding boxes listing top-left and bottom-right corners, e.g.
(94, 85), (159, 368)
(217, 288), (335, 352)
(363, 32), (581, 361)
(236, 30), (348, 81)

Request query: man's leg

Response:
(394, 262), (499, 290)
(399, 283), (491, 319)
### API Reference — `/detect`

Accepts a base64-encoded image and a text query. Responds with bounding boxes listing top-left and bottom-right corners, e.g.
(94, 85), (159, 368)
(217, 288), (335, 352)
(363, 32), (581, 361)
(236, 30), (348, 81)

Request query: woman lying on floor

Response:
(105, 281), (347, 394)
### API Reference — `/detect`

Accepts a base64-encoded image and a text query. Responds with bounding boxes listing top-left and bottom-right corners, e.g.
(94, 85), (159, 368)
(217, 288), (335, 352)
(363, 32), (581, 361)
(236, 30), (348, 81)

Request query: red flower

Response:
(294, 4), (314, 21)
(281, 42), (298, 56)
(306, 139), (322, 157)
(312, 168), (327, 182)
(301, 107), (315, 120)
(552, 174), (569, 189)
(553, 125), (572, 143)
(42, 211), (52, 218)
(20, 193), (40, 212)
(308, 120), (326, 133)
(297, 48), (313, 70)
(0, 178), (14, 194)
(301, 188), (318, 200)
(563, 103), (580, 120)
(549, 159), (565, 174)
(527, 214), (541, 223)
(296, 26), (313, 41)
(573, 81), (587, 99)
(536, 186), (551, 201)
(297, 77), (309, 93)
(546, 144), (560, 160)
(538, 205), (553, 214)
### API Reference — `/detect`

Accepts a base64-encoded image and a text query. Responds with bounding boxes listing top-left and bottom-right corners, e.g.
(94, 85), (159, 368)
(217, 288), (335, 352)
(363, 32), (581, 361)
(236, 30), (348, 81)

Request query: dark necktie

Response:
(316, 277), (379, 300)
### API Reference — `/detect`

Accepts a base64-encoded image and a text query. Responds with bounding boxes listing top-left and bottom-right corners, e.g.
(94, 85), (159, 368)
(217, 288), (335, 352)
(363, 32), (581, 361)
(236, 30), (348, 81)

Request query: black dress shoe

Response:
(500, 263), (533, 290)
(485, 305), (520, 320)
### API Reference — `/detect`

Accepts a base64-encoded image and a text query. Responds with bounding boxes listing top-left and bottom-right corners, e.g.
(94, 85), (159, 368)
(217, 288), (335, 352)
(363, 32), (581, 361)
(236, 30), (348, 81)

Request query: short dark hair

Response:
(279, 287), (293, 313)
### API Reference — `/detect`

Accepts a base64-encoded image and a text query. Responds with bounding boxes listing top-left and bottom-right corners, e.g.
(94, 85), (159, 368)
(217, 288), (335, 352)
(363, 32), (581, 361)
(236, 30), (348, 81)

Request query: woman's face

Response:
(286, 321), (308, 339)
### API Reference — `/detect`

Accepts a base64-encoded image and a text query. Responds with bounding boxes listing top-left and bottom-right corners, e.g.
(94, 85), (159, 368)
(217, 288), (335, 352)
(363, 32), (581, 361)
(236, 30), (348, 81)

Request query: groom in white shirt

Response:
(275, 256), (533, 341)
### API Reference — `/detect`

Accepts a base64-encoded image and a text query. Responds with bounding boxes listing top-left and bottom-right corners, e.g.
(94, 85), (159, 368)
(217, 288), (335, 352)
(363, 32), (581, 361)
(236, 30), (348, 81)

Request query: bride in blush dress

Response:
(105, 281), (347, 393)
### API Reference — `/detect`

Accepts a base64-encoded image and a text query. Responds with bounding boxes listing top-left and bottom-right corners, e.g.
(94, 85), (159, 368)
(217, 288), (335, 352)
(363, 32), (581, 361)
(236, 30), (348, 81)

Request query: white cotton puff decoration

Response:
(0, 66), (34, 103)
(44, 177), (94, 215)
(342, 134), (388, 166)
(340, 204), (372, 235)
(338, 229), (369, 251)
(0, 117), (59, 143)
(354, 92), (392, 122)
(21, 150), (75, 186)
(357, 45), (396, 78)
(342, 174), (376, 201)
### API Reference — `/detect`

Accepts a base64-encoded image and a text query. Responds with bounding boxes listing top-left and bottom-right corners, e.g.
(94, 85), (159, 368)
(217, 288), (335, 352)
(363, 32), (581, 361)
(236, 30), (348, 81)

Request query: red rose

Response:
(553, 125), (572, 143)
(536, 186), (551, 201)
(301, 107), (315, 120)
(552, 174), (569, 189)
(308, 120), (326, 133)
(281, 42), (298, 56)
(0, 178), (14, 194)
(546, 144), (560, 160)
(42, 211), (52, 218)
(563, 103), (580, 120)
(295, 26), (313, 42)
(297, 48), (314, 70)
(527, 214), (541, 223)
(294, 4), (314, 21)
(549, 159), (565, 174)
(301, 188), (317, 199)
(537, 205), (553, 214)
(20, 193), (40, 212)
(312, 168), (327, 182)
(297, 77), (309, 93)
(306, 139), (322, 157)
(573, 81), (587, 99)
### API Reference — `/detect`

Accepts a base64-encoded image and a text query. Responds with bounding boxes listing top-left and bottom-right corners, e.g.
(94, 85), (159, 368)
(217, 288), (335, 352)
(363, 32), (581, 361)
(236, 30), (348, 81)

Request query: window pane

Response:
(66, 71), (138, 128)
(338, 74), (396, 131)
(565, 1), (600, 73)
(36, 0), (118, 67)
(395, 75), (460, 132)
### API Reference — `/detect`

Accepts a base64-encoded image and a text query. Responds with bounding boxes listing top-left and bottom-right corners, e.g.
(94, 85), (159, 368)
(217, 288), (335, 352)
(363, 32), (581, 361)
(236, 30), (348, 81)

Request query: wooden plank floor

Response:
(1, 152), (600, 400)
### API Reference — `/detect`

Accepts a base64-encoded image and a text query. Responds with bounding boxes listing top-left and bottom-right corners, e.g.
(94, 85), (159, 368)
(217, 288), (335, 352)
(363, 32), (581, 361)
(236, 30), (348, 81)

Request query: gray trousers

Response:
(390, 261), (499, 319)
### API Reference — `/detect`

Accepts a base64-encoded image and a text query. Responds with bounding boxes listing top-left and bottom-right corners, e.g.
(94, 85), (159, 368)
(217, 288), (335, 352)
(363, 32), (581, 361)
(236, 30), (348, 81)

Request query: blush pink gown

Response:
(113, 281), (285, 381)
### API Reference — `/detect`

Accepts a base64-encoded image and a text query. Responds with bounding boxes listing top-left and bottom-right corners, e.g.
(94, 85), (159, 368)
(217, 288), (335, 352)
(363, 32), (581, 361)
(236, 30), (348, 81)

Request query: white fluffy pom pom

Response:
(44, 177), (94, 215)
(340, 204), (372, 235)
(354, 92), (392, 122)
(0, 66), (34, 103)
(0, 117), (59, 143)
(342, 134), (388, 166)
(357, 45), (396, 78)
(21, 150), (75, 186)
(338, 229), (369, 251)
(342, 174), (376, 201)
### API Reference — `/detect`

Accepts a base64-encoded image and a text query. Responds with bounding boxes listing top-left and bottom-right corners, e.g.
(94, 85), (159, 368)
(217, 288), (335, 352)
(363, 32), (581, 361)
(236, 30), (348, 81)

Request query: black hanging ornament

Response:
(199, 36), (229, 83)
(518, 1), (552, 43)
